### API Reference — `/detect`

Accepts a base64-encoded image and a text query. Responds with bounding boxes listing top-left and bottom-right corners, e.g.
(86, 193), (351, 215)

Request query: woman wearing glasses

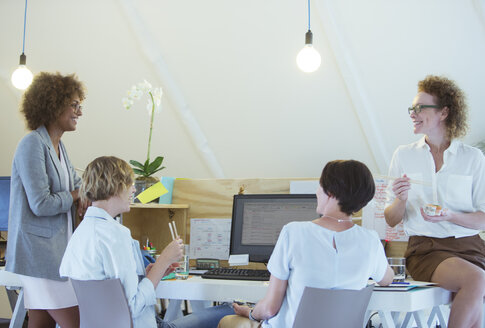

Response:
(5, 72), (86, 328)
(385, 75), (485, 327)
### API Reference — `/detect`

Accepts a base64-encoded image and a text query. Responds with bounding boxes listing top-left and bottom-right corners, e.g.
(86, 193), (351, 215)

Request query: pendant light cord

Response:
(307, 0), (311, 30)
(22, 0), (28, 54)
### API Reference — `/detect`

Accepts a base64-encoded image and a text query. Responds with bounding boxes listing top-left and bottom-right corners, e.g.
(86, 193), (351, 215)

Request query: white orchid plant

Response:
(122, 80), (165, 178)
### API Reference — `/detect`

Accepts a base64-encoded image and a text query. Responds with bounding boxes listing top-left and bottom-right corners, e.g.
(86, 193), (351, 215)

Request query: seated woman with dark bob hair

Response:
(218, 160), (394, 328)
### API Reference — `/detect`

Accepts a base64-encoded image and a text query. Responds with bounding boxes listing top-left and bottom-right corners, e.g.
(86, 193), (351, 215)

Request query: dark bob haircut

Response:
(319, 160), (375, 216)
(21, 72), (86, 130)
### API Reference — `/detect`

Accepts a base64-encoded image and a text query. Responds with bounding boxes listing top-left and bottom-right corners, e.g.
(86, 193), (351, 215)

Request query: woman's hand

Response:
(146, 239), (184, 288)
(147, 262), (177, 276)
(163, 263), (179, 276)
(70, 189), (80, 202)
(232, 303), (251, 318)
(420, 207), (451, 223)
(392, 175), (411, 201)
(384, 176), (410, 227)
(158, 238), (184, 264)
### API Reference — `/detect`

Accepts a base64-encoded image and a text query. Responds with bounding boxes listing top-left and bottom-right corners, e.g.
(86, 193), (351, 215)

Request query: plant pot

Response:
(134, 176), (159, 203)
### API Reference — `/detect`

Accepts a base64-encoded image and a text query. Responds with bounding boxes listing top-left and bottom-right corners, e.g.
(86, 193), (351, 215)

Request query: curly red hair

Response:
(418, 75), (468, 139)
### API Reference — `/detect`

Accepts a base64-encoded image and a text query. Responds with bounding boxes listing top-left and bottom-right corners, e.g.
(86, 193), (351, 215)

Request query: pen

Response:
(391, 281), (410, 285)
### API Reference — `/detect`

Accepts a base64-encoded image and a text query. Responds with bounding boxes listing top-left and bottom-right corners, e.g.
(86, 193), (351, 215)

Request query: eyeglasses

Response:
(70, 102), (83, 112)
(407, 104), (440, 115)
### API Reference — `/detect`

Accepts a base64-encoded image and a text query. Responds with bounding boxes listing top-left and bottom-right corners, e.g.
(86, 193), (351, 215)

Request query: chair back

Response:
(71, 278), (133, 328)
(292, 285), (374, 328)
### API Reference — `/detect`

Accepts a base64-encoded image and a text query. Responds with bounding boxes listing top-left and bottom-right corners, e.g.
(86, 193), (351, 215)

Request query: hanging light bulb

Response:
(296, 30), (321, 73)
(296, 0), (321, 73)
(11, 53), (33, 90)
(12, 0), (33, 90)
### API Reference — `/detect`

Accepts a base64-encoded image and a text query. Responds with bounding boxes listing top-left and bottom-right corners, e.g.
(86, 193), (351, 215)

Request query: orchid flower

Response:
(122, 81), (165, 178)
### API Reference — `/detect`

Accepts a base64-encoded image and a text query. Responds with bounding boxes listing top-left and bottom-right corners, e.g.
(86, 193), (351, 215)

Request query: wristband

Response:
(249, 309), (260, 322)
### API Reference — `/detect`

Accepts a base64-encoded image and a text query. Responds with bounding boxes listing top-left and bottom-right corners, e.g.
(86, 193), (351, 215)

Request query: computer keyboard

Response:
(201, 268), (270, 281)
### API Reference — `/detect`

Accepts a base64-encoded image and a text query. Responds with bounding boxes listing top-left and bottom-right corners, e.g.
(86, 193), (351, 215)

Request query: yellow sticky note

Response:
(136, 182), (168, 204)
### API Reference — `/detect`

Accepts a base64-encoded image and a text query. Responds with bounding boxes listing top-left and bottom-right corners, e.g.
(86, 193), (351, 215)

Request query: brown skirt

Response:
(405, 234), (485, 282)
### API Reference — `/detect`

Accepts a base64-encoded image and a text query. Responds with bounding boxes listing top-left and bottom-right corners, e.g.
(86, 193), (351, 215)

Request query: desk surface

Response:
(158, 276), (268, 303)
(156, 276), (452, 312)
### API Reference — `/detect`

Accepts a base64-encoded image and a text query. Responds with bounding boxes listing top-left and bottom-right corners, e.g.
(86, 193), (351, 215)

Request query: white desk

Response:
(0, 269), (26, 328)
(156, 276), (452, 328)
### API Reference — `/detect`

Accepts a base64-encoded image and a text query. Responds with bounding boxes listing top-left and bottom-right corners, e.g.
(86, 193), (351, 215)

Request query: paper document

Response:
(158, 177), (175, 204)
(372, 280), (437, 291)
(229, 254), (249, 266)
(362, 178), (407, 241)
(189, 218), (231, 260)
(136, 182), (168, 204)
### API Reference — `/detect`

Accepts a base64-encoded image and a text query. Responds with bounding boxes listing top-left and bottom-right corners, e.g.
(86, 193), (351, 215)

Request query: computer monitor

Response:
(230, 194), (317, 263)
(0, 177), (10, 231)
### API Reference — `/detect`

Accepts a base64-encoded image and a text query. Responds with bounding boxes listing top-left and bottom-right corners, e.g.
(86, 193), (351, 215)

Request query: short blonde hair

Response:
(81, 156), (134, 203)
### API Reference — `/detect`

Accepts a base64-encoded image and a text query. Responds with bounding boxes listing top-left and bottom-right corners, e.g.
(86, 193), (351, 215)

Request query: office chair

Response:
(292, 285), (374, 328)
(71, 278), (133, 328)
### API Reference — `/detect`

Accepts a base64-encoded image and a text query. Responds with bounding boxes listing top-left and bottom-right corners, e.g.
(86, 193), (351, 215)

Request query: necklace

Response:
(321, 214), (353, 223)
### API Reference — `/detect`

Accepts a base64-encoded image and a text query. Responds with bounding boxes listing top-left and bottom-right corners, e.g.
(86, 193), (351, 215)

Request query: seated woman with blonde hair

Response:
(218, 160), (394, 328)
(60, 156), (233, 328)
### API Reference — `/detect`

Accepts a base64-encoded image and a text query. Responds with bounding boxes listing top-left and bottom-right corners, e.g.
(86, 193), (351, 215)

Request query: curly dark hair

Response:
(319, 160), (375, 216)
(418, 75), (468, 139)
(21, 72), (86, 130)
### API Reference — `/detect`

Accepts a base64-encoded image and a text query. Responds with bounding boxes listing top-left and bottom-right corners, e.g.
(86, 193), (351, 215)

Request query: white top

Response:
(19, 150), (78, 310)
(59, 206), (157, 328)
(60, 150), (73, 240)
(385, 137), (485, 238)
(263, 221), (388, 328)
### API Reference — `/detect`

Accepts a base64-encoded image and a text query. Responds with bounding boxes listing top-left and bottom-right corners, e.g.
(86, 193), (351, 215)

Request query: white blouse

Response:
(386, 137), (485, 238)
(263, 222), (388, 328)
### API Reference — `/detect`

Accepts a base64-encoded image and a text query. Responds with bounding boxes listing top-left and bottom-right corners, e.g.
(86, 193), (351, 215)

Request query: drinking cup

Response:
(387, 257), (406, 282)
(175, 245), (190, 280)
(175, 255), (189, 279)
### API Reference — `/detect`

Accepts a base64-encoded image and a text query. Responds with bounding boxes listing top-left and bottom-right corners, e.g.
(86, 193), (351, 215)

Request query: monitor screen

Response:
(230, 194), (317, 263)
(0, 177), (10, 231)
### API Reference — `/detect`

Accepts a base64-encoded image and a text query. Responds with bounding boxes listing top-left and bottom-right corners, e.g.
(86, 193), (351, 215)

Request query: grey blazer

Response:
(5, 126), (81, 281)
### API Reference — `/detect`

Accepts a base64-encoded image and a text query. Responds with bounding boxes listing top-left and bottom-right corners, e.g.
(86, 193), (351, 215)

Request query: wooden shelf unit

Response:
(121, 203), (189, 254)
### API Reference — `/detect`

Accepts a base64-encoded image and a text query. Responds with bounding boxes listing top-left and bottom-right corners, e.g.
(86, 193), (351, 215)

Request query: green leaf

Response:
(143, 159), (150, 171)
(133, 168), (146, 176)
(147, 156), (164, 173)
(129, 160), (145, 170)
(149, 166), (166, 175)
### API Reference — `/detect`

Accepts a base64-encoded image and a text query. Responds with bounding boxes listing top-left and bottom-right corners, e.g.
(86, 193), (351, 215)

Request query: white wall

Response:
(1, 0), (484, 179)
